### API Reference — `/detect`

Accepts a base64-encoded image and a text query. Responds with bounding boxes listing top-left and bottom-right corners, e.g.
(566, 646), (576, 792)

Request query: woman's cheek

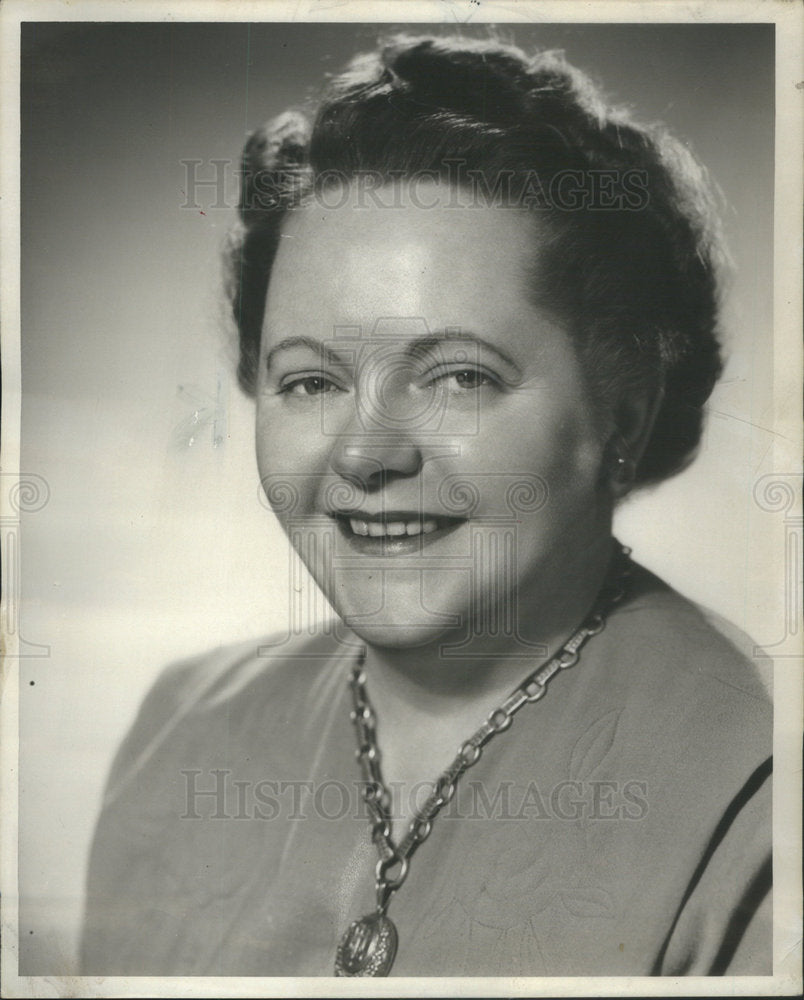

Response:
(256, 413), (333, 523)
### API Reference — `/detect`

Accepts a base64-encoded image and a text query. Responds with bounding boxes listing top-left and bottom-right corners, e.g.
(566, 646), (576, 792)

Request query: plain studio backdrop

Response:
(18, 21), (776, 972)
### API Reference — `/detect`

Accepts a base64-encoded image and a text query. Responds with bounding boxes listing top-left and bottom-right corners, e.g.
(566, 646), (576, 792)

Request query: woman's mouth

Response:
(331, 512), (465, 552)
(348, 516), (440, 537)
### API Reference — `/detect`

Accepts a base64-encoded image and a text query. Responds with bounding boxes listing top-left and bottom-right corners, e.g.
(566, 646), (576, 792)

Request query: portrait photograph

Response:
(1, 0), (802, 996)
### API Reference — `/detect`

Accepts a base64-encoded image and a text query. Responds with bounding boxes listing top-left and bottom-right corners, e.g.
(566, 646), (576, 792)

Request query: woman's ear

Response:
(605, 385), (665, 498)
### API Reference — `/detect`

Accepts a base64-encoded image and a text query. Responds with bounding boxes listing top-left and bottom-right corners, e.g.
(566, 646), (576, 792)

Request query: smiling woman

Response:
(256, 185), (611, 652)
(79, 33), (771, 978)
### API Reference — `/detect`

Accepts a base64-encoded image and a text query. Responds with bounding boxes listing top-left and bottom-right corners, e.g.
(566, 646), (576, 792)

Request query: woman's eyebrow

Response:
(265, 332), (523, 377)
(264, 336), (350, 372)
(405, 332), (523, 375)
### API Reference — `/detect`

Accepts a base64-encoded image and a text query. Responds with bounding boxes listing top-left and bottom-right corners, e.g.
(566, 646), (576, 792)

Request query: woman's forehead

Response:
(267, 183), (541, 329)
(285, 178), (536, 241)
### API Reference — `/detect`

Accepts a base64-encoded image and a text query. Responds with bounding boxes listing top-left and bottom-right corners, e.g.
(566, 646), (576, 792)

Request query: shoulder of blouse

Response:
(596, 560), (772, 779)
(610, 559), (772, 702)
(99, 628), (355, 809)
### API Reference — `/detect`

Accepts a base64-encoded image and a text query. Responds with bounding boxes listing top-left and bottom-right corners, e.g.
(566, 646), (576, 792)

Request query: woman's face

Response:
(256, 183), (613, 649)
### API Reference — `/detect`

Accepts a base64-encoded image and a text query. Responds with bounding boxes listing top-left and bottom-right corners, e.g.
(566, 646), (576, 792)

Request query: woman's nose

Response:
(329, 394), (423, 486)
(329, 430), (422, 486)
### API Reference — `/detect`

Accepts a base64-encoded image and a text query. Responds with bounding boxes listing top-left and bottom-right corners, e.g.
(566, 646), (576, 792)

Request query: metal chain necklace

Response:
(334, 544), (632, 976)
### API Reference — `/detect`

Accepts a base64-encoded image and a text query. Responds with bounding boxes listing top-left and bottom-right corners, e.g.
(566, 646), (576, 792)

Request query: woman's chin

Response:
(339, 616), (460, 650)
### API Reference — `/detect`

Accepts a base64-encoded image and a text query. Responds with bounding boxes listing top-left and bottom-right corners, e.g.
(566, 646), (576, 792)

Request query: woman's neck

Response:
(357, 533), (617, 725)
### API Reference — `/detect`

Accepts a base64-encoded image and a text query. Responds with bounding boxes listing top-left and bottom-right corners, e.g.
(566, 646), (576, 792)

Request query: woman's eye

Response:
(280, 375), (340, 397)
(431, 369), (496, 391)
(452, 369), (490, 389)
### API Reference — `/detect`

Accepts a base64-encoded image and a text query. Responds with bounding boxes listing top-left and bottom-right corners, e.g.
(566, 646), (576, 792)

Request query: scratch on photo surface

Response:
(711, 409), (788, 440)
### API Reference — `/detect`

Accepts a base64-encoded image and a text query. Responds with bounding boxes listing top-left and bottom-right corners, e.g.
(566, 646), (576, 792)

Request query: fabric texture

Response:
(80, 564), (772, 976)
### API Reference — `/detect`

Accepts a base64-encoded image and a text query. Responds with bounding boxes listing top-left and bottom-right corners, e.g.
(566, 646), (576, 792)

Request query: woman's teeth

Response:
(348, 518), (439, 537)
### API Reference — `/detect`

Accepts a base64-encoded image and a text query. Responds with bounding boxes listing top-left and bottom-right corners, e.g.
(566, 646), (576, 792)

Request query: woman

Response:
(80, 34), (771, 977)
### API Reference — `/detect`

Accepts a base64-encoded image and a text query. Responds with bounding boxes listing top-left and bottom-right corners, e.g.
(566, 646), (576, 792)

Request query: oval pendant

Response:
(335, 911), (398, 976)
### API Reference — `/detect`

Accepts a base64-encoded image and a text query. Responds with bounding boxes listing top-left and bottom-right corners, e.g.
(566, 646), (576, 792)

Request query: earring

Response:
(610, 449), (636, 491)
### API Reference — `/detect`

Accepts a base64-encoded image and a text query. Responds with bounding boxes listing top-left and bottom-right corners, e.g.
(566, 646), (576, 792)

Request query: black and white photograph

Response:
(2, 0), (802, 995)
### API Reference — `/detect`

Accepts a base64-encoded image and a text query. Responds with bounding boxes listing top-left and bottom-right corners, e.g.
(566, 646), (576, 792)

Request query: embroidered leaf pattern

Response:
(568, 709), (621, 782)
(559, 886), (615, 918)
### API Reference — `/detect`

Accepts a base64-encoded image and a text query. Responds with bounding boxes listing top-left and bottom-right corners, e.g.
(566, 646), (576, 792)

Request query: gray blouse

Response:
(80, 564), (772, 977)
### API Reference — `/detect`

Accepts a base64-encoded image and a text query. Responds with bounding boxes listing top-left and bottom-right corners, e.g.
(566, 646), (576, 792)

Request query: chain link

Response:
(348, 544), (632, 908)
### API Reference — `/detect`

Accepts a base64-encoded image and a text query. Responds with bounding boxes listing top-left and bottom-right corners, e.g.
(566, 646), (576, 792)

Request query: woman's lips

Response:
(331, 512), (465, 552)
(348, 516), (439, 537)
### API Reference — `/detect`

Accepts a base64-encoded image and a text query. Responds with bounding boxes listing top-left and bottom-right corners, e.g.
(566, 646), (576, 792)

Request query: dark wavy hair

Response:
(225, 34), (726, 486)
